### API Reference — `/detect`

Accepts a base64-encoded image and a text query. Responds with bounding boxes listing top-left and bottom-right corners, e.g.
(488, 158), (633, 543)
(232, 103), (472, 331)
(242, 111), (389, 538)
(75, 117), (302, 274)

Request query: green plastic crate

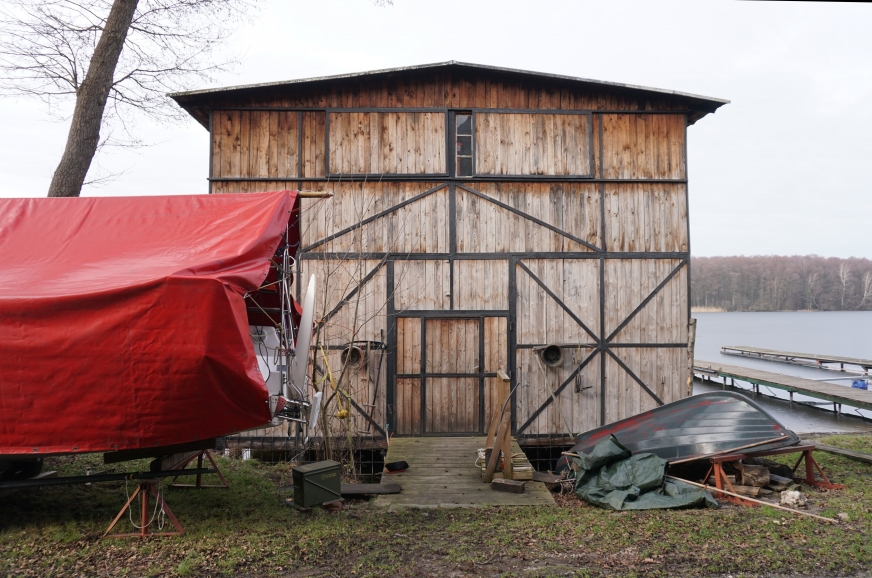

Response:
(292, 460), (341, 507)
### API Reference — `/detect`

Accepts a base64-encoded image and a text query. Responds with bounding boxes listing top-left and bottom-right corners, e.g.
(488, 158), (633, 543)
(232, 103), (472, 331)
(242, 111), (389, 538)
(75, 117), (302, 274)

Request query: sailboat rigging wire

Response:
(244, 294), (279, 326)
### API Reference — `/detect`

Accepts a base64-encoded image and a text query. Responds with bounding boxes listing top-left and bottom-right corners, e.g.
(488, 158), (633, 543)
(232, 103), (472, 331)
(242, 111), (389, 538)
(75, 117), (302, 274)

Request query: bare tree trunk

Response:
(47, 0), (139, 198)
(838, 263), (850, 310)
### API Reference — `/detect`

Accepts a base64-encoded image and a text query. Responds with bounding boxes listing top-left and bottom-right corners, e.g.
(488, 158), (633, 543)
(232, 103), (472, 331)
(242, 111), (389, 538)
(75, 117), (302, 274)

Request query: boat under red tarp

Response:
(0, 191), (299, 457)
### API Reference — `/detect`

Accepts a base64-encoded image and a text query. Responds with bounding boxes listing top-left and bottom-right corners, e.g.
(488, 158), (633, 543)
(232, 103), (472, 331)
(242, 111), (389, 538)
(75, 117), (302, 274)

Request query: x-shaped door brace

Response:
(297, 183), (688, 436)
(514, 258), (687, 434)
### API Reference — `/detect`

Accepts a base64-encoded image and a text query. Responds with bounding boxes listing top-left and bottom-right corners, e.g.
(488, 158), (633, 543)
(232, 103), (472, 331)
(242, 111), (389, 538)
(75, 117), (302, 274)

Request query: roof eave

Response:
(171, 61), (729, 129)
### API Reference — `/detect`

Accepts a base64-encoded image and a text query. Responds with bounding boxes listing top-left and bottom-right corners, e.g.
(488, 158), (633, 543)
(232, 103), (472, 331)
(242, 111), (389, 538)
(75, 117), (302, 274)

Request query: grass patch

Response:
(818, 433), (872, 454)
(1, 436), (871, 576)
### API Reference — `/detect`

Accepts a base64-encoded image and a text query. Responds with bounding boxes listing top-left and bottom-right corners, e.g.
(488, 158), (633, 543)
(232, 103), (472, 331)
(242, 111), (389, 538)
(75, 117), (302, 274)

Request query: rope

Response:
(124, 479), (166, 531)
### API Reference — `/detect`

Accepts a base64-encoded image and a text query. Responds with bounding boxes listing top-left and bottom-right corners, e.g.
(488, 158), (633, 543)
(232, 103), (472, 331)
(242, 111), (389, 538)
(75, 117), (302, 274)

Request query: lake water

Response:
(692, 311), (872, 435)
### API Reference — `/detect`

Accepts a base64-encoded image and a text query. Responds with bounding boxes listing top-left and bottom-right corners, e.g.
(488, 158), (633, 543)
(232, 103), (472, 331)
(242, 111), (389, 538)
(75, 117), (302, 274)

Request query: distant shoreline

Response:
(691, 256), (872, 312)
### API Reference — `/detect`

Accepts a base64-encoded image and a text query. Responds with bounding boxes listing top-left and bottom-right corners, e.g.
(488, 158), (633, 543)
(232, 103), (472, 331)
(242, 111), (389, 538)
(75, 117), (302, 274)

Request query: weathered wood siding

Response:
(601, 114), (686, 179)
(604, 184), (688, 253)
(196, 70), (690, 112)
(298, 182), (449, 254)
(475, 113), (591, 176)
(203, 70), (695, 441)
(455, 183), (600, 253)
(328, 112), (446, 175)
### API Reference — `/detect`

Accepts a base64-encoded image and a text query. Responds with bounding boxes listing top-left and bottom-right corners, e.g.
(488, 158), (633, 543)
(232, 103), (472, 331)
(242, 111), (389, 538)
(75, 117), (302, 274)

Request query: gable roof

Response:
(171, 61), (729, 126)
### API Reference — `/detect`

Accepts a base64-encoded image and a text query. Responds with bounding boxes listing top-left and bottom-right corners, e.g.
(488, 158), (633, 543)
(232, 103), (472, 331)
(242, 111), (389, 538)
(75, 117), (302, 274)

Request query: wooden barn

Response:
(170, 62), (727, 449)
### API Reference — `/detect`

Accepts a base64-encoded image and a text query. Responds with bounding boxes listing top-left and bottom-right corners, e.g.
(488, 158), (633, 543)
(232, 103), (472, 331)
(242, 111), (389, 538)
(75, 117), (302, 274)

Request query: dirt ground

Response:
(2, 433), (872, 577)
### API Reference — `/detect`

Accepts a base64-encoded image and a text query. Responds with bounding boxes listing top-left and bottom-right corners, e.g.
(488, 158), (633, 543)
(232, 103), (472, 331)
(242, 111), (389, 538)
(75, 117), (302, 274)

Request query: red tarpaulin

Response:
(0, 191), (298, 456)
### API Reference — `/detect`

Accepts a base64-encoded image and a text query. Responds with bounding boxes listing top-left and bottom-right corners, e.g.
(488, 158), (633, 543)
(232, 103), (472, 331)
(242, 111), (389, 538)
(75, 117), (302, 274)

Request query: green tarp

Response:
(571, 435), (718, 511)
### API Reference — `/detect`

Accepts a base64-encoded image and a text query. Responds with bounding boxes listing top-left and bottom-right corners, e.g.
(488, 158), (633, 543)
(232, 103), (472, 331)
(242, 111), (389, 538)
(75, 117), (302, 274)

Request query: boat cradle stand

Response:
(168, 450), (229, 490)
(703, 444), (845, 507)
(103, 480), (186, 538)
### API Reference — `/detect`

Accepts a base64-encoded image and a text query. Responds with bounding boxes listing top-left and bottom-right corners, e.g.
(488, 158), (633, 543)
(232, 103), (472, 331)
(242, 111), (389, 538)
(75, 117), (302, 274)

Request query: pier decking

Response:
(694, 360), (872, 414)
(720, 346), (872, 373)
(373, 437), (555, 509)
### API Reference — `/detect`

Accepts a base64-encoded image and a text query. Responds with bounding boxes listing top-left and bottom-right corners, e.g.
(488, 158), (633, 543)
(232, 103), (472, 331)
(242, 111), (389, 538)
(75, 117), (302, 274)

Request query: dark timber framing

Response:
(206, 107), (691, 188)
(180, 63), (724, 443)
(298, 170), (690, 438)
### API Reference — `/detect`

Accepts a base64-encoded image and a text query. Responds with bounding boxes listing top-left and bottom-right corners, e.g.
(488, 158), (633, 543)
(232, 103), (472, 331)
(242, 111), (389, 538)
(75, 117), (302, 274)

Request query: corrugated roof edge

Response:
(168, 60), (730, 108)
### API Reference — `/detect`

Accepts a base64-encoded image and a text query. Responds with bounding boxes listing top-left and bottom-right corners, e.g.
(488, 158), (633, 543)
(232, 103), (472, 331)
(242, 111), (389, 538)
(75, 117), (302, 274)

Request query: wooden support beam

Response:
(297, 191), (333, 198)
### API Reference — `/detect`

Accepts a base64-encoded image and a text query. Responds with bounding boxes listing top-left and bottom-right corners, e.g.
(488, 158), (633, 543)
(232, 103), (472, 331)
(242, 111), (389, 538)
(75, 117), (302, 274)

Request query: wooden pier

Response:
(720, 346), (872, 373)
(373, 437), (555, 509)
(694, 360), (872, 415)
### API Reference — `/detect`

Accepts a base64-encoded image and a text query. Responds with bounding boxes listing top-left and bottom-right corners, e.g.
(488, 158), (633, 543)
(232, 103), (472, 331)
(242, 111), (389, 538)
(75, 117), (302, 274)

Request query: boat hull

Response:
(556, 391), (799, 471)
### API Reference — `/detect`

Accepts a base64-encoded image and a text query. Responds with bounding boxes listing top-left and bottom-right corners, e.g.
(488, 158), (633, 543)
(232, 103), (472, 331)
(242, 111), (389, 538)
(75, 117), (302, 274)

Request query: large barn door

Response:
(394, 316), (507, 435)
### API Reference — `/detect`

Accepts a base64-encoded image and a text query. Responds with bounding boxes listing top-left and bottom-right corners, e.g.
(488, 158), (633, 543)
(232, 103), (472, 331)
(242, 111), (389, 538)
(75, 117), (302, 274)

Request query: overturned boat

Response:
(556, 391), (799, 471)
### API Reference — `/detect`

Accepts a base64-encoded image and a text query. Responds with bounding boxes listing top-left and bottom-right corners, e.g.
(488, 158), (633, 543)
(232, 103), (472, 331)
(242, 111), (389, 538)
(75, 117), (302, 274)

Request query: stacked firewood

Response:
(706, 458), (798, 497)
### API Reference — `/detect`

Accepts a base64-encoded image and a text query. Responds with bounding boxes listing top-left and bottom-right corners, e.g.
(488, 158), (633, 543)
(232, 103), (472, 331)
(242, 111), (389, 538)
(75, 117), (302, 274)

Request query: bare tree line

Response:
(0, 0), (390, 198)
(691, 255), (872, 312)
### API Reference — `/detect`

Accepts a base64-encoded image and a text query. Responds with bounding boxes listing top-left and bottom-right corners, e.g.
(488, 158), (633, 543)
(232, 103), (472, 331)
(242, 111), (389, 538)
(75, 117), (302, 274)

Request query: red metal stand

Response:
(703, 444), (845, 507)
(169, 450), (229, 489)
(104, 482), (185, 538)
(791, 448), (845, 490)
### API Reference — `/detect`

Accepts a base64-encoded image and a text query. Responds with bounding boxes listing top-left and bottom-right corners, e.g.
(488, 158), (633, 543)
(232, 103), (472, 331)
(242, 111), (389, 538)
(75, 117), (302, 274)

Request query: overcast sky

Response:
(1, 0), (869, 258)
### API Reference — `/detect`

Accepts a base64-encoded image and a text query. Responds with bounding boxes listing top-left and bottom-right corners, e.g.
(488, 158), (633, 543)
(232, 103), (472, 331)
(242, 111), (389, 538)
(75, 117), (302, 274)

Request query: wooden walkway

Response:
(373, 437), (555, 509)
(695, 360), (872, 413)
(721, 346), (872, 372)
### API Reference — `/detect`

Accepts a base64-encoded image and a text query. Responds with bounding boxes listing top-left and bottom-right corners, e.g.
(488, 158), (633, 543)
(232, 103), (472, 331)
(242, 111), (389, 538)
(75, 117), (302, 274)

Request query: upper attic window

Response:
(455, 112), (473, 177)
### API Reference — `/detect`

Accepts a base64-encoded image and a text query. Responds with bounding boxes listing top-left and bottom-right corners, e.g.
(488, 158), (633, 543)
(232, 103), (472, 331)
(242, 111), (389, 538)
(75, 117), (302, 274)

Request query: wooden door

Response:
(394, 316), (508, 435)
(424, 318), (480, 433)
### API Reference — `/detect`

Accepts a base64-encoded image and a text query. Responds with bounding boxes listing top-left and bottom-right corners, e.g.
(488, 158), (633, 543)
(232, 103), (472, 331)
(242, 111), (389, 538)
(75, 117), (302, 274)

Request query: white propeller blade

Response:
(287, 274), (316, 399)
(308, 391), (323, 431)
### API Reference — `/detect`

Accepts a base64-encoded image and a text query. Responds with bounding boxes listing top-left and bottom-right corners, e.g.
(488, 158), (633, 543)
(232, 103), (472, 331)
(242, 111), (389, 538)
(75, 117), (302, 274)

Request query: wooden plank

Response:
(491, 478), (525, 494)
(328, 112), (446, 175)
(804, 442), (872, 465)
(606, 259), (684, 344)
(238, 110), (251, 178)
(395, 378), (420, 435)
(394, 260), (449, 311)
(211, 111), (224, 178)
(248, 110), (270, 178)
(453, 260), (508, 310)
(301, 111), (325, 178)
(475, 113), (590, 176)
(601, 114), (686, 179)
(456, 183), (599, 254)
(720, 346), (872, 371)
(604, 183), (688, 253)
(396, 317), (421, 374)
(225, 110), (241, 177)
(302, 182), (444, 254)
(341, 483), (401, 496)
(274, 111), (289, 178)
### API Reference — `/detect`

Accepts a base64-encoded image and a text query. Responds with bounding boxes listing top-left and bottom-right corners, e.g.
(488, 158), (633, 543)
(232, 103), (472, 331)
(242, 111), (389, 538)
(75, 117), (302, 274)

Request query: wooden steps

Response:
(373, 437), (555, 509)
